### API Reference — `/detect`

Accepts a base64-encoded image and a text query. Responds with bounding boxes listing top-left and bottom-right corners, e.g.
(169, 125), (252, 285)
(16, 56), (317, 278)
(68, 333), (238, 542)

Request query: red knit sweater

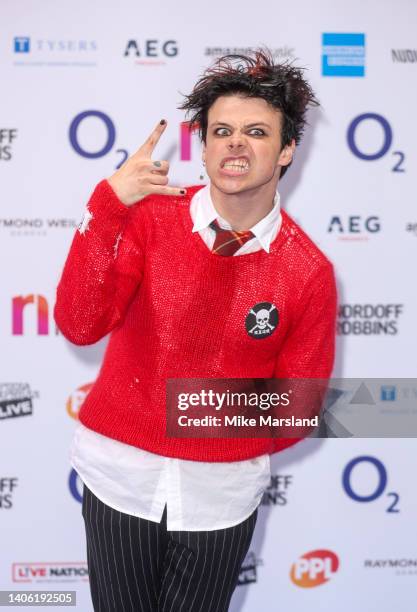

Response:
(54, 180), (337, 462)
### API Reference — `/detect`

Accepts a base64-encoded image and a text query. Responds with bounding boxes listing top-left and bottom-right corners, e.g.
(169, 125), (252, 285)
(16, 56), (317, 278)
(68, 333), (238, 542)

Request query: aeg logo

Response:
(290, 549), (339, 587)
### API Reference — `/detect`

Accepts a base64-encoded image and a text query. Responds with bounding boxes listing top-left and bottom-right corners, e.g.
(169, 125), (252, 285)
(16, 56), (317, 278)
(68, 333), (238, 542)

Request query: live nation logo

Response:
(0, 383), (39, 420)
(12, 563), (88, 583)
(261, 474), (293, 506)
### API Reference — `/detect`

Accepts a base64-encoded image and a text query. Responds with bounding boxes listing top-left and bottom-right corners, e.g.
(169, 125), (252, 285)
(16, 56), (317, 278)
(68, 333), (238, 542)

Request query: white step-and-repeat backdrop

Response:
(1, 0), (416, 610)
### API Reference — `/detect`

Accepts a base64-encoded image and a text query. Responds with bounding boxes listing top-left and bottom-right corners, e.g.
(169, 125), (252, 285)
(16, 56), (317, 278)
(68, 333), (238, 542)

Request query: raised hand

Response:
(107, 120), (186, 206)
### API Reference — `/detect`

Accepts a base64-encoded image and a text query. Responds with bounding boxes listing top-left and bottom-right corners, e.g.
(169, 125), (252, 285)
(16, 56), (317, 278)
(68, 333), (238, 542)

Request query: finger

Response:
(147, 173), (169, 186)
(149, 160), (170, 174)
(147, 185), (187, 197)
(135, 120), (167, 158)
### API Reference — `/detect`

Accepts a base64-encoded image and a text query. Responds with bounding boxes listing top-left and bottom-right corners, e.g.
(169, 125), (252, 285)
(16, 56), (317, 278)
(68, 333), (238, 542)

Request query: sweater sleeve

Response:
(53, 179), (145, 346)
(269, 262), (338, 454)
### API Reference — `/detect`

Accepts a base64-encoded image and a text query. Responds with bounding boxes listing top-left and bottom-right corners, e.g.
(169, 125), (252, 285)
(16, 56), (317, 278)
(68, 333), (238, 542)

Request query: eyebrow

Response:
(210, 121), (271, 129)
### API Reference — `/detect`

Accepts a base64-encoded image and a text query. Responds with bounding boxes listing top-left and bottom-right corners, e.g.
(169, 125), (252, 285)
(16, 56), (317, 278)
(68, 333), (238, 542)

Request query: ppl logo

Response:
(66, 383), (94, 420)
(69, 111), (201, 169)
(347, 113), (406, 173)
(290, 550), (339, 587)
(322, 33), (365, 77)
(14, 37), (30, 53)
(123, 39), (178, 64)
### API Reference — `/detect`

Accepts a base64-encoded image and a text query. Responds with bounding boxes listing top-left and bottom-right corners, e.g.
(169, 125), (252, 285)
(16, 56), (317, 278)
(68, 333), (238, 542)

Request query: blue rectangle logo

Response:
(14, 37), (30, 53)
(381, 385), (396, 401)
(322, 33), (365, 77)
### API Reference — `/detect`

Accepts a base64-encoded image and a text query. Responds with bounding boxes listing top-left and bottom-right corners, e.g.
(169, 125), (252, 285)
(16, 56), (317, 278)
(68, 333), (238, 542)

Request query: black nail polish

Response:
(160, 119), (166, 125)
(180, 189), (186, 195)
(153, 161), (162, 167)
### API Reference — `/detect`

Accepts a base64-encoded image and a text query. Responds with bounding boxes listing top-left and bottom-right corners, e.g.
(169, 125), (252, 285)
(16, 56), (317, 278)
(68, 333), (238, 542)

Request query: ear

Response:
(202, 141), (206, 164)
(278, 139), (296, 167)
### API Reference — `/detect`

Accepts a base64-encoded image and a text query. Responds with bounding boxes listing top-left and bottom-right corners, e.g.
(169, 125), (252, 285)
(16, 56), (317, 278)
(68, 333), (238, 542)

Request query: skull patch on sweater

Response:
(245, 302), (279, 339)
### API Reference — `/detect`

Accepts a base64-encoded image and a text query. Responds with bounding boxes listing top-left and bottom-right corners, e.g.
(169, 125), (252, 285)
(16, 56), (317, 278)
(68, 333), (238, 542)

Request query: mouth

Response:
(220, 156), (250, 176)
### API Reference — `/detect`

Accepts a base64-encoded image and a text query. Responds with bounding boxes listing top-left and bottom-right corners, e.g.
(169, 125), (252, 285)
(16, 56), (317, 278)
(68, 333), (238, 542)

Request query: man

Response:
(54, 49), (337, 611)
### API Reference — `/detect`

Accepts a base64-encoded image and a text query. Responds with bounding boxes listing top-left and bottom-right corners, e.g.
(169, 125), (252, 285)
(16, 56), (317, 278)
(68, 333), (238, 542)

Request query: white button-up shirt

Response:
(70, 183), (282, 531)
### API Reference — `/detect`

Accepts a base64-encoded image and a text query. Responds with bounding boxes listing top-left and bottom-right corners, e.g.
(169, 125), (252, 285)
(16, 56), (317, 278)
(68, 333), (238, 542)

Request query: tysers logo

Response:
(13, 37), (97, 67)
(347, 113), (406, 173)
(14, 37), (30, 53)
(290, 550), (339, 587)
(342, 455), (400, 513)
(66, 383), (93, 420)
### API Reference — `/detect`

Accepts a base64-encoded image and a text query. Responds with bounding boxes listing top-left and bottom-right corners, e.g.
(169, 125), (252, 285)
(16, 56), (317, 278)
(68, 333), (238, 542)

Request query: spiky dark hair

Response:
(178, 47), (319, 178)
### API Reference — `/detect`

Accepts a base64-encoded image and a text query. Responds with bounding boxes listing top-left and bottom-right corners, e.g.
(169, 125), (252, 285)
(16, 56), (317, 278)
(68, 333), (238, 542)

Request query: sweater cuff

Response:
(76, 179), (130, 241)
(88, 179), (130, 218)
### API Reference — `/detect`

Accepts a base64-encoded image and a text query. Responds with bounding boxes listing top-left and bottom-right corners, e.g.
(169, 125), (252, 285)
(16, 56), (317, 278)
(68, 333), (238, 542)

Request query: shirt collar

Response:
(191, 183), (281, 254)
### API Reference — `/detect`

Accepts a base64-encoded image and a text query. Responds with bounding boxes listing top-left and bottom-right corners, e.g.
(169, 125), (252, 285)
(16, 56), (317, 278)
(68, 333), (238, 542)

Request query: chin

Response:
(211, 176), (251, 194)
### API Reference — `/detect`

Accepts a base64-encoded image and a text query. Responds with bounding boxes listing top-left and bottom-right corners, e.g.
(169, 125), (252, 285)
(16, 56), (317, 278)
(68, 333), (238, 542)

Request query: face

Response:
(202, 94), (295, 195)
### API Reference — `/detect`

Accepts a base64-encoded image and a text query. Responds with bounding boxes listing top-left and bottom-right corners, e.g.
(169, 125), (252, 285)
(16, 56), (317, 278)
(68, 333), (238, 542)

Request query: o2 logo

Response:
(342, 455), (400, 513)
(69, 110), (128, 169)
(68, 468), (83, 504)
(69, 111), (199, 169)
(347, 113), (405, 172)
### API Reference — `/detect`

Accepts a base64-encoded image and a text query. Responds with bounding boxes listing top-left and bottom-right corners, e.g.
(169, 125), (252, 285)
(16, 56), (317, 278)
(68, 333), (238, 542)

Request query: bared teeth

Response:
(223, 159), (249, 171)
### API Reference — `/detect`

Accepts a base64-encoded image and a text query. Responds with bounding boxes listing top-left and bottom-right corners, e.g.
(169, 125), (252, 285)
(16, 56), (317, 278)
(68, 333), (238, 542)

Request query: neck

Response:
(209, 180), (279, 231)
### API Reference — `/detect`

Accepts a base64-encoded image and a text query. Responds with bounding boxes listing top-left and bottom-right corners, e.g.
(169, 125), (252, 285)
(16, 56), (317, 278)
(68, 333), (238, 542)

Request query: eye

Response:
(248, 128), (265, 136)
(214, 127), (231, 136)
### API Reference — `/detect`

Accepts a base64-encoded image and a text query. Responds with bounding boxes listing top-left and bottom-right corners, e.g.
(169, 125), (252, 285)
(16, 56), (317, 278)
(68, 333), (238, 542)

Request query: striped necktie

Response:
(209, 218), (255, 256)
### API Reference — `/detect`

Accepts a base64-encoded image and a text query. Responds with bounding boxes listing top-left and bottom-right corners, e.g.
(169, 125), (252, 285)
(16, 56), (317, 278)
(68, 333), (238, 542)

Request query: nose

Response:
(227, 132), (246, 151)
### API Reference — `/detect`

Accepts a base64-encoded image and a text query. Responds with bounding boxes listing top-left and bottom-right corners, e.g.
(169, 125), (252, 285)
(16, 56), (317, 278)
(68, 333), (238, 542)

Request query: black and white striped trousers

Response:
(82, 482), (258, 612)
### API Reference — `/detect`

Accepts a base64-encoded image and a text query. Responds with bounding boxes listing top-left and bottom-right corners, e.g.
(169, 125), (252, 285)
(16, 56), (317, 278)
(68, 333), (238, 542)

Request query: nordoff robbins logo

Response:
(245, 302), (278, 338)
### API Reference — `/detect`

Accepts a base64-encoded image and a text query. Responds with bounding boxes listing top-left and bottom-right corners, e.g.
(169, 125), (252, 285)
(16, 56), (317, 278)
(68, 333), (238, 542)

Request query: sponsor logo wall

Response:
(1, 1), (416, 610)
